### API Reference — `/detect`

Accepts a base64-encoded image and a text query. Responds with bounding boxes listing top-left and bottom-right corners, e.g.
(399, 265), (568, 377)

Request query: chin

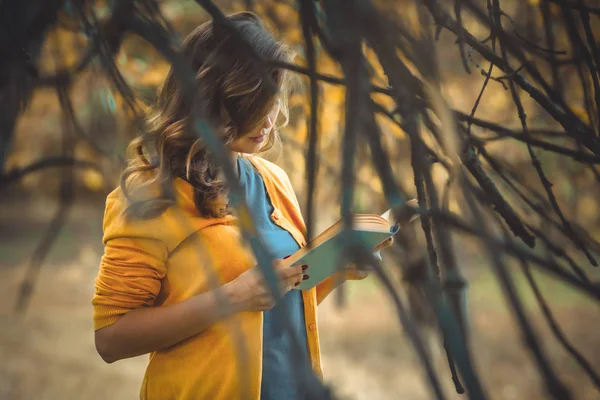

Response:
(229, 137), (266, 155)
(240, 143), (264, 154)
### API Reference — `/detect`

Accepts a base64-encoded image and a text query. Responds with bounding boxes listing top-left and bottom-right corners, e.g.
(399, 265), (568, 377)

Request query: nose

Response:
(263, 116), (274, 131)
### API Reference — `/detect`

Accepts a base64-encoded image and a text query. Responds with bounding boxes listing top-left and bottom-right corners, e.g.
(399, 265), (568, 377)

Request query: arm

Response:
(95, 283), (240, 363)
(94, 245), (305, 364)
(93, 194), (249, 363)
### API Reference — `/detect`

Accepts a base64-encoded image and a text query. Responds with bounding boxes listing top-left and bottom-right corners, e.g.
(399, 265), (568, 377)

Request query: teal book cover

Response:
(289, 210), (398, 290)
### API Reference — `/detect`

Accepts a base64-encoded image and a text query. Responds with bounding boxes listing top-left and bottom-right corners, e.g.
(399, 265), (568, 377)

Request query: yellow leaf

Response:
(82, 170), (104, 191)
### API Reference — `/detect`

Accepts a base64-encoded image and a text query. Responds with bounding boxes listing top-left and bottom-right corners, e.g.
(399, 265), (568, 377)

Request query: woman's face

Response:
(228, 101), (281, 154)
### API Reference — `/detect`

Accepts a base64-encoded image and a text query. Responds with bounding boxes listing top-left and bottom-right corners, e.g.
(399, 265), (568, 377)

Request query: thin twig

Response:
(15, 85), (76, 313)
(298, 0), (319, 243)
(454, 0), (471, 74)
(460, 169), (571, 400)
(520, 260), (600, 390)
(0, 157), (100, 188)
(491, 0), (597, 266)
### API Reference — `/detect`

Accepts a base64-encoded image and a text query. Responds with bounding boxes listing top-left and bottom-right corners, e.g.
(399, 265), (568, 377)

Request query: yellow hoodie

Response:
(92, 155), (342, 400)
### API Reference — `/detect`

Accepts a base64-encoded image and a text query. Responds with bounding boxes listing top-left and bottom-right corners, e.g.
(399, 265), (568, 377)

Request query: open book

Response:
(286, 210), (399, 290)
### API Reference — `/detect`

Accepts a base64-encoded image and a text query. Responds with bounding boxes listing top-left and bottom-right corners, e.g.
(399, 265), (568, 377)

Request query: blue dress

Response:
(237, 157), (311, 400)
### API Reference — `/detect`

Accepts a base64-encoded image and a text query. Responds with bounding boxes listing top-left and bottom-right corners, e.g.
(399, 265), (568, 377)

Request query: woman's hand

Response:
(343, 237), (394, 280)
(226, 259), (307, 312)
(374, 236), (394, 254)
(94, 259), (306, 363)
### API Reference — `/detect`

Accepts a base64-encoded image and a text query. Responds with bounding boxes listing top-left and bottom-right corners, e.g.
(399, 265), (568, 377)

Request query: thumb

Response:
(373, 251), (383, 261)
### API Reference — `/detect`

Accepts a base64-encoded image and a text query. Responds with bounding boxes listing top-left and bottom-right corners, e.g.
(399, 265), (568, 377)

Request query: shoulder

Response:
(246, 155), (286, 175)
(102, 187), (166, 245)
(245, 155), (291, 186)
(102, 186), (193, 252)
(244, 154), (302, 212)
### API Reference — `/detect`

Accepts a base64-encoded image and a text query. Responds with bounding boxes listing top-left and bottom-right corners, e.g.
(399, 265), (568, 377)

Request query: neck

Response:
(228, 150), (240, 178)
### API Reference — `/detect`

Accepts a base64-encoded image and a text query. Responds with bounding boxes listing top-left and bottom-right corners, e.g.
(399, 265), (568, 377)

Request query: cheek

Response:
(227, 138), (244, 152)
(246, 125), (262, 137)
(229, 141), (244, 153)
(270, 108), (281, 126)
(228, 136), (261, 153)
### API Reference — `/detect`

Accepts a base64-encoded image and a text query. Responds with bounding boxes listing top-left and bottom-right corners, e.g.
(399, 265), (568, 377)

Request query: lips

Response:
(249, 135), (266, 143)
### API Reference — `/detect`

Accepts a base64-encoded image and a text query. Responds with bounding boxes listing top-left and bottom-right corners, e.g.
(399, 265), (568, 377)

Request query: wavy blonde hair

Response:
(121, 12), (293, 218)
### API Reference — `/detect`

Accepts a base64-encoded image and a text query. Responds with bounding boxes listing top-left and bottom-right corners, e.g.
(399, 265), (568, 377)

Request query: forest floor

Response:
(0, 195), (599, 400)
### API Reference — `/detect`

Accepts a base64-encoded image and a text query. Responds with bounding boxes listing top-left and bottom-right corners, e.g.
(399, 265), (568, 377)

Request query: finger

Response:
(275, 277), (297, 297)
(290, 277), (306, 290)
(294, 268), (309, 285)
(272, 258), (294, 271)
(344, 263), (356, 271)
(345, 262), (365, 269)
(355, 271), (369, 279)
(346, 263), (374, 272)
(374, 237), (393, 251)
(284, 272), (303, 287)
(346, 270), (369, 280)
(272, 258), (286, 270)
(262, 297), (275, 310)
(280, 264), (305, 278)
(279, 271), (301, 287)
(281, 284), (293, 294)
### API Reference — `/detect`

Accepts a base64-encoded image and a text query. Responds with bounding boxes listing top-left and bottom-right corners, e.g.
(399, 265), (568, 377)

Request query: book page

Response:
(380, 208), (393, 224)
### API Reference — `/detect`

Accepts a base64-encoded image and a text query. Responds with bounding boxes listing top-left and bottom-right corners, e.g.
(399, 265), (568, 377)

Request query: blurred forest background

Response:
(1, 0), (600, 399)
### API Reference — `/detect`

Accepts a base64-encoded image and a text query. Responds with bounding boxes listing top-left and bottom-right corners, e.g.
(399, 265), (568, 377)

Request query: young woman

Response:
(92, 12), (390, 400)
